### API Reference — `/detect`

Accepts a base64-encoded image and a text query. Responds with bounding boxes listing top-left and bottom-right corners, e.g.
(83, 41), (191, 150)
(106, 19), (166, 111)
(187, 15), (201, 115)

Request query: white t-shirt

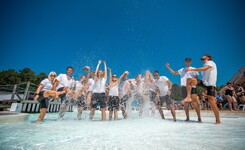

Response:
(56, 74), (74, 90)
(133, 81), (144, 94)
(202, 60), (217, 87)
(119, 80), (129, 97)
(88, 78), (95, 92)
(150, 82), (155, 92)
(109, 86), (119, 96)
(92, 78), (106, 93)
(178, 66), (199, 86)
(40, 79), (53, 92)
(154, 76), (169, 96)
(73, 81), (83, 93)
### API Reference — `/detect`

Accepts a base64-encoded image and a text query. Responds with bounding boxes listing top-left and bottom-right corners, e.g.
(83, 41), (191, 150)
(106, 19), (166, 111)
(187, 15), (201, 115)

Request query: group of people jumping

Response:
(33, 54), (243, 124)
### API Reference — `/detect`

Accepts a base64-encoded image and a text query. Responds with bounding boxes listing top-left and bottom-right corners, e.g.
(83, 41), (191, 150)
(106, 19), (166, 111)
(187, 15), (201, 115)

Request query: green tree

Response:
(19, 68), (36, 83)
(34, 72), (47, 85)
(171, 83), (182, 100)
(0, 69), (20, 85)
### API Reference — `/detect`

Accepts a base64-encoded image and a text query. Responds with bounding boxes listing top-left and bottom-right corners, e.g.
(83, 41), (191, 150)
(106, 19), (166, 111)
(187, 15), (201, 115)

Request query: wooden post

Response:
(23, 81), (30, 100)
(11, 84), (17, 100)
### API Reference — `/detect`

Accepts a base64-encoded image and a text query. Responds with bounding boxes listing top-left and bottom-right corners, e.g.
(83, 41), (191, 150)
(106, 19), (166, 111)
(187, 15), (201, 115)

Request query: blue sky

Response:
(0, 0), (244, 85)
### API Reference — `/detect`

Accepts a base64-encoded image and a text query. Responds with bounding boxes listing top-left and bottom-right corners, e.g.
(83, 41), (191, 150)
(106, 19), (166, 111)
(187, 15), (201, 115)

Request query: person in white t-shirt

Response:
(153, 71), (176, 121)
(107, 68), (128, 120)
(52, 66), (75, 118)
(119, 71), (131, 119)
(185, 54), (220, 124)
(82, 66), (95, 109)
(129, 74), (145, 116)
(73, 75), (89, 120)
(166, 58), (202, 122)
(34, 72), (67, 122)
(90, 60), (107, 121)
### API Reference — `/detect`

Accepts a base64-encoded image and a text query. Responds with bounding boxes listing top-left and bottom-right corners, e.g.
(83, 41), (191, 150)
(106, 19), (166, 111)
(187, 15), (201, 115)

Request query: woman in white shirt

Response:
(73, 75), (89, 120)
(82, 66), (95, 110)
(90, 60), (107, 121)
(108, 68), (128, 120)
(34, 72), (67, 122)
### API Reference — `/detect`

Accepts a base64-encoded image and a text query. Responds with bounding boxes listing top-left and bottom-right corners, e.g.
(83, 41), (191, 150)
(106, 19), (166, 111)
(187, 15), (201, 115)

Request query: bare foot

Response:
(181, 97), (192, 104)
(185, 118), (190, 121)
(214, 122), (221, 124)
(198, 119), (202, 123)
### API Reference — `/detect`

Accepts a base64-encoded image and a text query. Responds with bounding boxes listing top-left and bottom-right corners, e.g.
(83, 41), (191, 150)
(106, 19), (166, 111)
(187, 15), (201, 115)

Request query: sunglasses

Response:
(200, 58), (206, 61)
(50, 75), (56, 77)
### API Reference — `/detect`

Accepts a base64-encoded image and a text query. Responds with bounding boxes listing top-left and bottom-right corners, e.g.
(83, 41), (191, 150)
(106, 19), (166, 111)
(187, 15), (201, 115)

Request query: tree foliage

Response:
(0, 68), (47, 85)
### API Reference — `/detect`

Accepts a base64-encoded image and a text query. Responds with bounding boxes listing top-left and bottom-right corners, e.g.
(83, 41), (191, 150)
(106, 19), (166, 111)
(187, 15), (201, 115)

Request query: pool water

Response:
(0, 110), (244, 150)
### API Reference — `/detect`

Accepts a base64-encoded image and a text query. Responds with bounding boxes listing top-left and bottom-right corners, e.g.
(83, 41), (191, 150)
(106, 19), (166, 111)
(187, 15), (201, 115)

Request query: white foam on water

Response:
(0, 111), (244, 150)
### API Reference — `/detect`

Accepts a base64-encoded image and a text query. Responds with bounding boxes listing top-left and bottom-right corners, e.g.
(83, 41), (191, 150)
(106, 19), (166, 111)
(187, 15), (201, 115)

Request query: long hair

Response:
(48, 71), (57, 81)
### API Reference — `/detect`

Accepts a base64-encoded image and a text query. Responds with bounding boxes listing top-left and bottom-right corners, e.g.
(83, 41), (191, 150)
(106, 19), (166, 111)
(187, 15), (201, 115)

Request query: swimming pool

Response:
(0, 110), (244, 150)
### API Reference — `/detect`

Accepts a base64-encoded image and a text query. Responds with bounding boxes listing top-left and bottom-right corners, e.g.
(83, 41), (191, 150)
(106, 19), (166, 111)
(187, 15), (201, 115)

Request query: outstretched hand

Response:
(124, 71), (129, 74)
(98, 60), (102, 64)
(82, 66), (90, 71)
(166, 63), (170, 68)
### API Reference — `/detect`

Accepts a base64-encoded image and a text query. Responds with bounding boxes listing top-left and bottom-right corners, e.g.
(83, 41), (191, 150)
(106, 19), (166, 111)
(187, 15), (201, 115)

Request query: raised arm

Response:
(108, 67), (112, 83)
(94, 60), (102, 80)
(119, 71), (128, 81)
(82, 66), (91, 77)
(149, 71), (154, 83)
(103, 61), (107, 79)
(166, 63), (179, 75)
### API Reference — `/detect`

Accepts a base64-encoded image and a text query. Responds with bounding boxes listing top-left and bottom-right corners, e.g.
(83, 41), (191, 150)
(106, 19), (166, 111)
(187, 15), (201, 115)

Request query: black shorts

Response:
(150, 91), (156, 102)
(37, 91), (49, 109)
(57, 87), (66, 103)
(120, 95), (129, 108)
(91, 93), (106, 109)
(108, 96), (120, 111)
(77, 95), (86, 108)
(181, 86), (197, 99)
(197, 79), (216, 97)
(157, 95), (172, 106)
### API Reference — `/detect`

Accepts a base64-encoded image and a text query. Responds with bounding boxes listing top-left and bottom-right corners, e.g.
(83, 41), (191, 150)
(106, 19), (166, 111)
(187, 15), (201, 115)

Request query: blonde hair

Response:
(48, 71), (57, 81)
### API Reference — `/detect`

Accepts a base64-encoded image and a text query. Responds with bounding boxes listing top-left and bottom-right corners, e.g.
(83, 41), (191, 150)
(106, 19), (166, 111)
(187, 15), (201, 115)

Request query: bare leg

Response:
(208, 96), (221, 124)
(114, 110), (118, 120)
(225, 95), (233, 111)
(90, 108), (95, 120)
(101, 108), (106, 121)
(157, 106), (165, 119)
(169, 104), (176, 121)
(184, 103), (190, 121)
(87, 92), (92, 109)
(109, 111), (113, 121)
(44, 90), (66, 99)
(191, 94), (202, 122)
(77, 107), (83, 120)
(59, 105), (67, 118)
(121, 108), (127, 119)
(219, 103), (223, 111)
(37, 108), (47, 122)
(240, 96), (245, 103)
(232, 97), (237, 110)
(182, 78), (197, 103)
